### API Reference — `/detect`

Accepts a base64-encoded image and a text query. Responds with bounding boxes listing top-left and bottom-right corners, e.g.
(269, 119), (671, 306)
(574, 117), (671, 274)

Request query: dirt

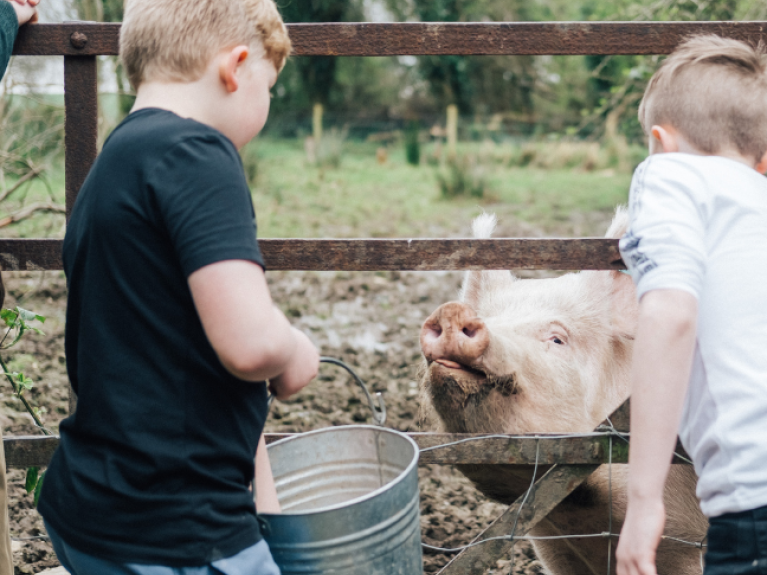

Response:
(0, 211), (615, 574)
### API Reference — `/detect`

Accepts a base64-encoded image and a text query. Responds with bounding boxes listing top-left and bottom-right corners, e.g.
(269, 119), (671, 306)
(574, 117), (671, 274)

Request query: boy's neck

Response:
(677, 139), (754, 168)
(131, 79), (226, 136)
(650, 124), (764, 171)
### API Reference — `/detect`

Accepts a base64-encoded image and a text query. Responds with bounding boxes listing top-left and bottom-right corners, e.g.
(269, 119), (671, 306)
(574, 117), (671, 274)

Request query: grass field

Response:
(1, 137), (642, 240)
(246, 138), (638, 238)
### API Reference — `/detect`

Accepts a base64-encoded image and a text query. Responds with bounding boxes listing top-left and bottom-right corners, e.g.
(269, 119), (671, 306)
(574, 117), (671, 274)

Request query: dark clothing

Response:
(0, 0), (18, 77)
(38, 109), (269, 566)
(704, 504), (767, 575)
(45, 521), (281, 575)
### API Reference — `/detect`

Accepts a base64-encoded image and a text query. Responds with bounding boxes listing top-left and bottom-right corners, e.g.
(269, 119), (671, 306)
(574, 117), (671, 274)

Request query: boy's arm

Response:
(616, 289), (697, 575)
(254, 434), (280, 513)
(188, 259), (318, 398)
(1, 0), (39, 80)
(0, 0), (18, 78)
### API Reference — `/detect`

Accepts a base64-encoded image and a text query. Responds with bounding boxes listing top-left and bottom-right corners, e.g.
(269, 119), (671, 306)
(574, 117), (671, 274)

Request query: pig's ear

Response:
(460, 212), (516, 310)
(605, 205), (637, 337)
(605, 205), (629, 239)
(608, 270), (638, 338)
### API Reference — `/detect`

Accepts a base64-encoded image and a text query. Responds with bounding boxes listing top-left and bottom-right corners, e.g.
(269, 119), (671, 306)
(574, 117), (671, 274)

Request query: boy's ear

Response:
(219, 46), (250, 93)
(755, 150), (767, 175)
(650, 125), (679, 154)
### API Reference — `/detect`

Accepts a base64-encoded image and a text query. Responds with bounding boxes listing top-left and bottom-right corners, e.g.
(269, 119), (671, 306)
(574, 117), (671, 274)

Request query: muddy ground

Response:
(1, 212), (614, 574)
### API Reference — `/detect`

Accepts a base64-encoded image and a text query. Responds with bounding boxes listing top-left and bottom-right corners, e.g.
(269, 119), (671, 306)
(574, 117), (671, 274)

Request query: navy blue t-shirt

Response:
(39, 108), (269, 566)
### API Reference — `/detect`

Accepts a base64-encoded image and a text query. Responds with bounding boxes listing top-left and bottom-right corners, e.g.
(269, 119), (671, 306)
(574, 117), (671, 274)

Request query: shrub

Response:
(405, 120), (420, 166)
(437, 155), (486, 199)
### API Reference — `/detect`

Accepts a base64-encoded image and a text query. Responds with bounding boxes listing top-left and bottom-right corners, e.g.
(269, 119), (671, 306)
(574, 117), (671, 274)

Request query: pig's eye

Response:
(549, 335), (566, 345)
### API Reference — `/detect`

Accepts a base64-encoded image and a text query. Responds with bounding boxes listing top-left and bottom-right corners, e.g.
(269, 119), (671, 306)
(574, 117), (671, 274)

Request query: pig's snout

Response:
(421, 302), (489, 368)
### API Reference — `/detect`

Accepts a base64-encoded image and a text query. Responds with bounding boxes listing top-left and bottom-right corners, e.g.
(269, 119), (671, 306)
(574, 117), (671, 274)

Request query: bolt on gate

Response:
(4, 19), (767, 575)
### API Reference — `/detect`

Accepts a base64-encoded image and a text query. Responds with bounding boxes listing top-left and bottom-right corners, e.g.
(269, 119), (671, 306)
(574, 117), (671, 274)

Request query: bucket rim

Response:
(261, 425), (420, 517)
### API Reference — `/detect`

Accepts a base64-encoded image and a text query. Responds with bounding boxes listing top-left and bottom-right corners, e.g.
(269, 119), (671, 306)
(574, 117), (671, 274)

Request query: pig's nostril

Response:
(426, 325), (442, 338)
(462, 327), (477, 338)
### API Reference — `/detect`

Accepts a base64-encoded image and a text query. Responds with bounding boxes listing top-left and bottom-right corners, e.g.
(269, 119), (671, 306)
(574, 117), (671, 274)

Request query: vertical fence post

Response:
(64, 54), (98, 414)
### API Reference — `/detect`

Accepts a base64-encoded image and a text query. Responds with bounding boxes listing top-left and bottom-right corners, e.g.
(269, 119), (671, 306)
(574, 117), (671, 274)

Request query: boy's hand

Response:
(268, 329), (319, 400)
(9, 0), (39, 25)
(616, 498), (666, 575)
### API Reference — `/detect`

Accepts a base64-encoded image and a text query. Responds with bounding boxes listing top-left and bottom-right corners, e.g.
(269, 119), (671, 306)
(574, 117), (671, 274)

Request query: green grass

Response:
(249, 138), (636, 238)
(1, 138), (639, 240)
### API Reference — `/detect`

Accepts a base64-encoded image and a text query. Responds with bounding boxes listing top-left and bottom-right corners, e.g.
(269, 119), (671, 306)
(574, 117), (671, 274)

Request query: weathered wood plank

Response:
(3, 436), (59, 469)
(0, 238), (625, 272)
(0, 239), (62, 271)
(262, 238), (624, 271)
(13, 22), (767, 57)
(5, 429), (691, 469)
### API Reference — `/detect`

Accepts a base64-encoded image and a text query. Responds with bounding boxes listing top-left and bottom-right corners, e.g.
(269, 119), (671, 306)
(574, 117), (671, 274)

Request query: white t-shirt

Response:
(619, 153), (767, 518)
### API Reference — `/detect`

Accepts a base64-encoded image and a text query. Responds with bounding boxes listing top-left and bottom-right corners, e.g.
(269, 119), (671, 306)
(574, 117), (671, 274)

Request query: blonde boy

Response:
(615, 36), (767, 575)
(37, 1), (318, 573)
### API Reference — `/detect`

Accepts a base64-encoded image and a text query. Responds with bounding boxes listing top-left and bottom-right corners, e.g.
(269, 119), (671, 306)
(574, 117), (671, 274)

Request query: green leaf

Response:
(0, 309), (17, 327)
(33, 472), (45, 507)
(16, 308), (45, 324)
(24, 467), (39, 493)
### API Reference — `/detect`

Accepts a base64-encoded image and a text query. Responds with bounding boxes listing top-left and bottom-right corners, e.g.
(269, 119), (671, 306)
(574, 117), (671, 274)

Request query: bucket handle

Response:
(266, 357), (387, 426)
(319, 357), (387, 426)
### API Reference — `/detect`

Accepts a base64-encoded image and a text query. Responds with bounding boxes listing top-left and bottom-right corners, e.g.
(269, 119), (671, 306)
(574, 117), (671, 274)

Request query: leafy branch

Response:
(0, 306), (50, 503)
(0, 307), (49, 434)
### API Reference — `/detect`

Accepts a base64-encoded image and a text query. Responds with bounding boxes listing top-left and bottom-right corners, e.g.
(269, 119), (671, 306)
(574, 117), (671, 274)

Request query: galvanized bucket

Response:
(259, 425), (422, 575)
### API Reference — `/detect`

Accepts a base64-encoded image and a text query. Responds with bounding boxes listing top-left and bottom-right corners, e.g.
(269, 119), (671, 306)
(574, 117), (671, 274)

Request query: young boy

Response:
(615, 36), (767, 575)
(1, 2), (39, 573)
(37, 0), (319, 573)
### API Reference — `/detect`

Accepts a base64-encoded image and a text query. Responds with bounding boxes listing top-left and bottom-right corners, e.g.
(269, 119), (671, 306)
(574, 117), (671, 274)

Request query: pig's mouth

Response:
(433, 358), (488, 379)
(428, 359), (517, 398)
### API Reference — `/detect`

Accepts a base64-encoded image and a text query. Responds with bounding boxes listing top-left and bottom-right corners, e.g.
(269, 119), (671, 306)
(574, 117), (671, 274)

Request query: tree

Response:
(279, 0), (363, 108)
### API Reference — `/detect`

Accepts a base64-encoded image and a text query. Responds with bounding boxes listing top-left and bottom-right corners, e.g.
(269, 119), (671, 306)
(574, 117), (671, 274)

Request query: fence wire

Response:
(420, 425), (706, 574)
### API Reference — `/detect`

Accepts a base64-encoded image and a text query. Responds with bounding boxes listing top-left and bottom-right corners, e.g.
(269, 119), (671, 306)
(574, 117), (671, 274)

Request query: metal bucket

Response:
(259, 425), (422, 575)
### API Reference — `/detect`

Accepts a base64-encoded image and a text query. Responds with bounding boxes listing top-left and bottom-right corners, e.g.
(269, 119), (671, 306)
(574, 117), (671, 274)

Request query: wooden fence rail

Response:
(13, 21), (767, 57)
(0, 238), (625, 271)
(3, 429), (691, 469)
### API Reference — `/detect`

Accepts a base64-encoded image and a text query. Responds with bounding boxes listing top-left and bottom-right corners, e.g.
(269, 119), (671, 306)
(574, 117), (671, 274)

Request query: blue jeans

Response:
(46, 521), (281, 575)
(705, 505), (767, 575)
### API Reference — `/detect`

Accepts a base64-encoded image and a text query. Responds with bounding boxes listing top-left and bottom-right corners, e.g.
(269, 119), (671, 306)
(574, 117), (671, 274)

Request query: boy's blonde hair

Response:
(120, 0), (291, 90)
(639, 35), (767, 161)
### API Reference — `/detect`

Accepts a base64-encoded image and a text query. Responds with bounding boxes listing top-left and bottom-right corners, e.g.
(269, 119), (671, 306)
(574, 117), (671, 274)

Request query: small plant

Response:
(436, 155), (486, 199)
(405, 120), (420, 166)
(0, 306), (49, 504)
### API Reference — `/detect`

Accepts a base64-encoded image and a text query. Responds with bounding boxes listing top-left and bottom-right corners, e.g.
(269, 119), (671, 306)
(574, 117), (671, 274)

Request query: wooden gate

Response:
(5, 19), (767, 574)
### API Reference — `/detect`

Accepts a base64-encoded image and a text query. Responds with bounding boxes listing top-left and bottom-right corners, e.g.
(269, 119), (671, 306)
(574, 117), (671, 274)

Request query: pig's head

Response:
(419, 210), (637, 436)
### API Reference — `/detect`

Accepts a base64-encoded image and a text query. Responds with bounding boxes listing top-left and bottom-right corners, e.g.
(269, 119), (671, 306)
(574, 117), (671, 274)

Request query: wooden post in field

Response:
(447, 104), (458, 159)
(313, 103), (324, 143)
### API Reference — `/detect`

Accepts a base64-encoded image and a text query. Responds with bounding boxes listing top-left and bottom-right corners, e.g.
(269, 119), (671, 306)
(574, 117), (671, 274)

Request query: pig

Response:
(418, 210), (707, 575)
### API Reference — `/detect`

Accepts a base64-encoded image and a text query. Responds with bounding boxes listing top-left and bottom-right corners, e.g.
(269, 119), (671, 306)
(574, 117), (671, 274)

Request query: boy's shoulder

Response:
(99, 108), (243, 181)
(107, 108), (235, 155)
(633, 153), (764, 201)
(638, 152), (759, 181)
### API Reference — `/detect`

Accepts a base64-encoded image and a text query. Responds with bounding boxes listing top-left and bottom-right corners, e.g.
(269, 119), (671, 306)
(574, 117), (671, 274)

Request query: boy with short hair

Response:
(615, 36), (767, 575)
(1, 2), (40, 573)
(37, 0), (318, 573)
